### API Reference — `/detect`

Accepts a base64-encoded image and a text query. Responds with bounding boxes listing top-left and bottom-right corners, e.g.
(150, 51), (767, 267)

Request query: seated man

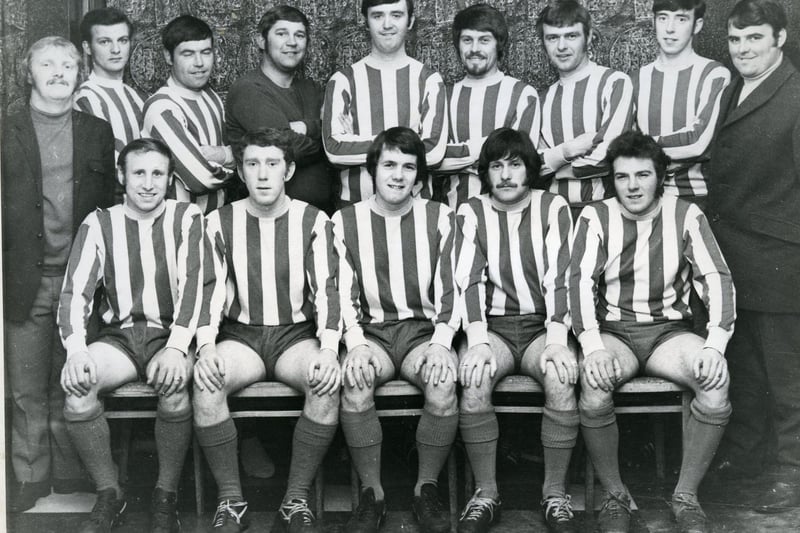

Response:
(58, 139), (203, 533)
(570, 131), (734, 533)
(333, 127), (460, 533)
(454, 128), (577, 533)
(193, 129), (341, 533)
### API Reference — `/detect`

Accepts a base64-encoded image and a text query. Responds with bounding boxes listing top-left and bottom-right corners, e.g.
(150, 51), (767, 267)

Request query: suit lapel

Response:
(721, 59), (797, 128)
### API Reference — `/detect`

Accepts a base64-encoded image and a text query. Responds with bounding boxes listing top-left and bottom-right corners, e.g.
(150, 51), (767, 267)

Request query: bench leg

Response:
(350, 462), (360, 509)
(118, 420), (132, 486)
(448, 450), (457, 533)
(652, 415), (666, 479)
(194, 436), (204, 516)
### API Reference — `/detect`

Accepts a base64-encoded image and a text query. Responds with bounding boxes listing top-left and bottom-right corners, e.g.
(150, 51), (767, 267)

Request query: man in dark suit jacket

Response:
(707, 0), (800, 513)
(2, 36), (116, 512)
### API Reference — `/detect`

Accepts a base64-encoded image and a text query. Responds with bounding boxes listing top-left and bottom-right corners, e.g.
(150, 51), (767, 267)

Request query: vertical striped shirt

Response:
(74, 72), (146, 167)
(439, 71), (541, 208)
(196, 199), (341, 353)
(333, 197), (459, 350)
(540, 62), (634, 206)
(455, 191), (572, 348)
(570, 196), (736, 356)
(322, 56), (448, 203)
(142, 77), (230, 214)
(58, 200), (204, 357)
(634, 53), (730, 198)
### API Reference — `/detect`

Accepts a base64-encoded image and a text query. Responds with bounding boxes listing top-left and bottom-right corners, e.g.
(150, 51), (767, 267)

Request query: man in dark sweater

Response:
(2, 36), (116, 512)
(226, 5), (334, 213)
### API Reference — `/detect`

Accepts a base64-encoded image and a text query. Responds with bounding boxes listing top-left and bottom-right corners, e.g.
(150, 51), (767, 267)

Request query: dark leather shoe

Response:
(8, 480), (50, 512)
(753, 481), (800, 514)
(53, 477), (95, 494)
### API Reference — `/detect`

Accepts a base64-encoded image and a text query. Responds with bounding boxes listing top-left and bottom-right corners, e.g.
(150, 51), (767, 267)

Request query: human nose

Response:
(143, 173), (154, 189)
(558, 36), (568, 49)
(666, 18), (676, 33)
(193, 52), (204, 67)
(382, 16), (392, 30)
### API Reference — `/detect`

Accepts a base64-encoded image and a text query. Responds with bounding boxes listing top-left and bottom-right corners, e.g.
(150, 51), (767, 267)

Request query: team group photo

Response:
(1, 0), (798, 532)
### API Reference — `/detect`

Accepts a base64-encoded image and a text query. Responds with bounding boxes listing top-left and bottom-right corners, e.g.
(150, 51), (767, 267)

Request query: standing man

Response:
(2, 36), (116, 512)
(75, 7), (146, 166)
(193, 129), (341, 533)
(143, 15), (234, 214)
(439, 4), (541, 209)
(226, 5), (334, 213)
(571, 131), (734, 533)
(59, 139), (202, 533)
(536, 0), (634, 214)
(633, 0), (730, 209)
(454, 128), (577, 533)
(334, 127), (460, 533)
(708, 0), (800, 512)
(322, 0), (448, 205)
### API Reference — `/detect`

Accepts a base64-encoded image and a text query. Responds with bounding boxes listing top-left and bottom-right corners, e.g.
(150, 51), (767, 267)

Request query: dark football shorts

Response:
(361, 319), (435, 377)
(95, 324), (171, 380)
(600, 320), (693, 365)
(218, 320), (317, 379)
(487, 314), (547, 369)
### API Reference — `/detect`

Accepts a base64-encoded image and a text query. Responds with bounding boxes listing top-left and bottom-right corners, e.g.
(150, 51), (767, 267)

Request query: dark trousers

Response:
(721, 309), (800, 479)
(5, 275), (83, 482)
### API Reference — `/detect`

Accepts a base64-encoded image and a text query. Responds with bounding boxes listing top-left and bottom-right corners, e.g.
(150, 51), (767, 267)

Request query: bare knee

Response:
(64, 392), (102, 422)
(459, 382), (494, 413)
(578, 376), (614, 411)
(192, 382), (229, 419)
(341, 382), (376, 412)
(159, 389), (191, 416)
(423, 379), (457, 415)
(305, 390), (340, 424)
(542, 373), (577, 410)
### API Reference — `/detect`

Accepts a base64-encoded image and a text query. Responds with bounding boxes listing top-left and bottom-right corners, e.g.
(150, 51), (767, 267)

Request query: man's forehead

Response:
(727, 22), (774, 35)
(243, 144), (285, 158)
(368, 1), (408, 15)
(379, 146), (417, 162)
(541, 22), (585, 35)
(460, 28), (495, 39)
(90, 22), (131, 38)
(32, 46), (77, 62)
(124, 150), (170, 168)
(174, 38), (213, 51)
(270, 19), (307, 31)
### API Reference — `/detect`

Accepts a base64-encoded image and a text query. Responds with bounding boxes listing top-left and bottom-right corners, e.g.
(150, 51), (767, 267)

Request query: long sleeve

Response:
(540, 195), (573, 346)
(455, 204), (490, 347)
(684, 206), (736, 353)
(58, 213), (105, 356)
(429, 208), (458, 348)
(168, 205), (204, 353)
(331, 211), (369, 351)
(195, 213), (228, 348)
(569, 209), (607, 354)
(322, 68), (376, 167)
(305, 213), (342, 353)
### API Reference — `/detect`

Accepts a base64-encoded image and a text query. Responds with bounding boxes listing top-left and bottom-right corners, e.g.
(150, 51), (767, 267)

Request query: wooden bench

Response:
(462, 375), (691, 511)
(105, 381), (323, 517)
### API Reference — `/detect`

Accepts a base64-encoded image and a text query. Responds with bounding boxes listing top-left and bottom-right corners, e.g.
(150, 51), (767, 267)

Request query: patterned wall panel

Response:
(2, 1), (799, 111)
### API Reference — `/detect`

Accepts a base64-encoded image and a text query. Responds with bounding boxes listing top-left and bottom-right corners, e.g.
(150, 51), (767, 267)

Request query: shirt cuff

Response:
(196, 325), (219, 350)
(343, 326), (368, 352)
(465, 321), (490, 348)
(704, 326), (733, 355)
(166, 326), (193, 355)
(578, 328), (605, 355)
(222, 146), (235, 167)
(319, 329), (341, 354)
(430, 323), (456, 349)
(64, 334), (89, 358)
(545, 322), (569, 347)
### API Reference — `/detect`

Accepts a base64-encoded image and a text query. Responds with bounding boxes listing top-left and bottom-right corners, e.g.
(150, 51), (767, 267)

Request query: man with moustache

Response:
(2, 36), (116, 512)
(75, 7), (146, 166)
(226, 5), (334, 213)
(438, 4), (541, 208)
(143, 15), (234, 214)
(322, 0), (448, 205)
(707, 0), (800, 513)
(536, 0), (634, 215)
